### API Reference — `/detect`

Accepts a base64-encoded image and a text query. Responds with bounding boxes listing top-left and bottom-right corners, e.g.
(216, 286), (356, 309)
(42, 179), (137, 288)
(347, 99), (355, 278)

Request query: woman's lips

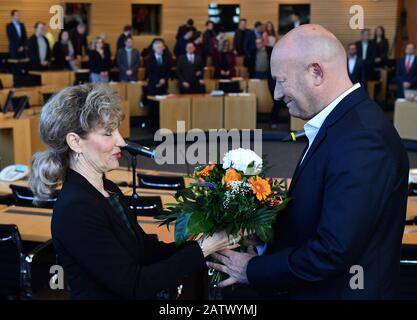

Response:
(113, 152), (121, 160)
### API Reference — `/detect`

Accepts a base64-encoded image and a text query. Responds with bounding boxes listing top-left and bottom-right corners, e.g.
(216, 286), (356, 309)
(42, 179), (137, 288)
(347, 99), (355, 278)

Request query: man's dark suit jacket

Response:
(347, 56), (366, 87)
(116, 48), (140, 82)
(145, 53), (171, 95)
(52, 169), (205, 299)
(176, 54), (204, 92)
(27, 34), (51, 70)
(396, 55), (417, 98)
(243, 30), (258, 57)
(6, 22), (27, 59)
(247, 87), (409, 299)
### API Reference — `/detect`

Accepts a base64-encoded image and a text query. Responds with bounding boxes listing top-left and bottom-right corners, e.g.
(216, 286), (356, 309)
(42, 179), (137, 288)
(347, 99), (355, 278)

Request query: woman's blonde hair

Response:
(29, 83), (124, 202)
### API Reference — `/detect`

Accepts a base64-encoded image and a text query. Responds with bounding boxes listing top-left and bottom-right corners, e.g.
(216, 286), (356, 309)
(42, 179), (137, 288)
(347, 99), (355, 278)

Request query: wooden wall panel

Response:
(0, 0), (400, 57)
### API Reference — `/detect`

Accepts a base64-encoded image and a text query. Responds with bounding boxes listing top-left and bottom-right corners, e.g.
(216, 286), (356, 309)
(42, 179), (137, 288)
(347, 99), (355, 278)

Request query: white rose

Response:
(222, 148), (262, 175)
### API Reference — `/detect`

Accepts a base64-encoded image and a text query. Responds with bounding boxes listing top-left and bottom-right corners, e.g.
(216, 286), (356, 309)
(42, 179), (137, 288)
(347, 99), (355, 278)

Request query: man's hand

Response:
(199, 79), (205, 84)
(183, 81), (190, 88)
(41, 60), (48, 66)
(159, 78), (166, 85)
(206, 247), (257, 288)
(404, 82), (411, 89)
(18, 46), (24, 52)
(126, 70), (133, 76)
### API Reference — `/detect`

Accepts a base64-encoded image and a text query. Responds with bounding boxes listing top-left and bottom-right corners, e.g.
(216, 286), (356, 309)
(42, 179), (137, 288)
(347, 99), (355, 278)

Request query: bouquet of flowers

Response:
(158, 148), (291, 283)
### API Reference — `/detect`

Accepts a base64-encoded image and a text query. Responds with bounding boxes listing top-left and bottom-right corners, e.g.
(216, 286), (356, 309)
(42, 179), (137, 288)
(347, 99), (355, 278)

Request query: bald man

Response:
(208, 25), (409, 299)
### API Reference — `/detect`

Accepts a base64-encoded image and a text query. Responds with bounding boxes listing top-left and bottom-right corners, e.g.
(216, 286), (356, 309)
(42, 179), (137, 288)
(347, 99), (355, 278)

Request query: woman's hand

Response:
(197, 230), (241, 258)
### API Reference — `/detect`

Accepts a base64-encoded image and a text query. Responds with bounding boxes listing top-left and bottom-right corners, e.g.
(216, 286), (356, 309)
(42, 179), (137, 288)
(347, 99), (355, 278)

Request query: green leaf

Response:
(188, 211), (215, 234)
(174, 213), (192, 245)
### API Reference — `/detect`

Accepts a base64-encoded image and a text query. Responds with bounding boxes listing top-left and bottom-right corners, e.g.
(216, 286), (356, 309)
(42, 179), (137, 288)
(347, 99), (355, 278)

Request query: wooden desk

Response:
(149, 95), (191, 132)
(168, 79), (179, 94)
(224, 93), (256, 130)
(0, 73), (13, 88)
(29, 70), (74, 87)
(0, 206), (52, 242)
(109, 82), (126, 100)
(394, 99), (417, 141)
(191, 95), (223, 130)
(407, 197), (417, 221)
(126, 81), (148, 117)
(13, 86), (42, 106)
(0, 113), (45, 166)
(248, 79), (273, 113)
(403, 226), (417, 245)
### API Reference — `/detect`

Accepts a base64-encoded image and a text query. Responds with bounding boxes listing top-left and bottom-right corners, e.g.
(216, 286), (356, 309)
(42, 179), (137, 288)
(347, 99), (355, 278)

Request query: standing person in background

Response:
(116, 36), (140, 82)
(117, 25), (132, 51)
(89, 37), (111, 83)
(356, 29), (377, 84)
(289, 11), (302, 30)
(203, 20), (216, 65)
(373, 26), (389, 69)
(6, 9), (27, 59)
(174, 29), (194, 58)
(145, 40), (172, 129)
(263, 21), (277, 47)
(396, 43), (417, 98)
(176, 42), (205, 93)
(70, 23), (89, 59)
(248, 38), (281, 128)
(53, 30), (77, 70)
(27, 21), (51, 70)
(176, 19), (197, 41)
(233, 19), (249, 56)
(346, 43), (365, 87)
(244, 21), (264, 67)
(213, 39), (236, 79)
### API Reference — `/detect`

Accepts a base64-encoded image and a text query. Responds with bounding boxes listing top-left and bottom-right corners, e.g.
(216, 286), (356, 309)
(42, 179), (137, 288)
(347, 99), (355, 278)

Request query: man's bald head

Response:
(271, 24), (353, 120)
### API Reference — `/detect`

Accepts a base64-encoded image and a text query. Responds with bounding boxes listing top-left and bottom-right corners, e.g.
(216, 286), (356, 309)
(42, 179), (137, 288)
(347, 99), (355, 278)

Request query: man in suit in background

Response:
(117, 25), (132, 51)
(6, 9), (27, 59)
(176, 42), (205, 94)
(356, 29), (377, 85)
(145, 39), (172, 129)
(396, 43), (417, 98)
(27, 21), (51, 70)
(208, 24), (409, 300)
(233, 19), (249, 56)
(347, 43), (365, 87)
(243, 21), (263, 66)
(176, 19), (197, 41)
(116, 36), (140, 82)
(289, 11), (302, 30)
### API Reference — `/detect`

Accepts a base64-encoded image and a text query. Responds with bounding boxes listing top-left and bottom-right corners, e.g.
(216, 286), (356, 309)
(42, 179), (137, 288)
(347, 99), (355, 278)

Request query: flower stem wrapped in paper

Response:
(158, 148), (291, 283)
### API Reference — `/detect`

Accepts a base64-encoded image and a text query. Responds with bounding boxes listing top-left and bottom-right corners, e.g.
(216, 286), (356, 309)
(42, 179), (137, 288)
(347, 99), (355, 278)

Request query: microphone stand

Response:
(130, 154), (140, 208)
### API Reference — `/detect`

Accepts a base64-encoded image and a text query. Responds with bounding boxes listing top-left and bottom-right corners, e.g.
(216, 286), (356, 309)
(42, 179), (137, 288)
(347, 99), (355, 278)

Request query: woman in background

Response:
(88, 37), (111, 83)
(263, 21), (277, 47)
(53, 30), (77, 70)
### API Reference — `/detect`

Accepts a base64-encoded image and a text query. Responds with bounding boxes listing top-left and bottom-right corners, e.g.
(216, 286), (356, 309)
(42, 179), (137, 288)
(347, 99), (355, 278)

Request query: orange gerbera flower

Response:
(196, 164), (215, 177)
(222, 168), (242, 184)
(249, 176), (271, 201)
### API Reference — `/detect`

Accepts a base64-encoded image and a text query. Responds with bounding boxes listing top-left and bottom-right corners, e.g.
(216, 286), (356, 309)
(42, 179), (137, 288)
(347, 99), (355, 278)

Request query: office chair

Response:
(0, 224), (55, 299)
(9, 185), (57, 209)
(137, 174), (185, 191)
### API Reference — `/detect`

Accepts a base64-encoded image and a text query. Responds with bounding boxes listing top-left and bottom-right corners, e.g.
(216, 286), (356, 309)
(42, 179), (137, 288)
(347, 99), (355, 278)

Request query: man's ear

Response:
(309, 62), (324, 86)
(66, 132), (83, 154)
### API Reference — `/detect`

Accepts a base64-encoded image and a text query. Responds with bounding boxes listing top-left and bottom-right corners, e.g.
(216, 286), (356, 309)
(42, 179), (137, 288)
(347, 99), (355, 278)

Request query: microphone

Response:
(282, 130), (306, 142)
(121, 141), (156, 158)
